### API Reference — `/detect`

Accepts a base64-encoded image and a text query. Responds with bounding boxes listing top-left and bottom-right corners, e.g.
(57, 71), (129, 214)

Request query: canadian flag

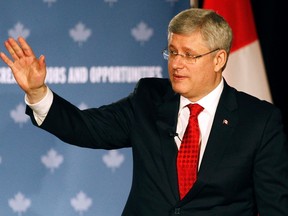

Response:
(203, 0), (272, 103)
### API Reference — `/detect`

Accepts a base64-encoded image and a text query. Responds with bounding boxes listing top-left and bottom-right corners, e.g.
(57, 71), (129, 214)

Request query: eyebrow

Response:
(168, 45), (197, 54)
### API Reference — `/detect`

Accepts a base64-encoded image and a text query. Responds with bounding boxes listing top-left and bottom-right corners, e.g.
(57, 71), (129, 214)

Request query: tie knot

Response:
(187, 103), (204, 117)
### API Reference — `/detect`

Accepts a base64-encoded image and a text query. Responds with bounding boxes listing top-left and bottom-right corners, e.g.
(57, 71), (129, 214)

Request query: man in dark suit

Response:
(1, 8), (288, 216)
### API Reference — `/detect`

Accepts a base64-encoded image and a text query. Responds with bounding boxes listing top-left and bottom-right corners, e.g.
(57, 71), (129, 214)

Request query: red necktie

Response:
(177, 103), (204, 200)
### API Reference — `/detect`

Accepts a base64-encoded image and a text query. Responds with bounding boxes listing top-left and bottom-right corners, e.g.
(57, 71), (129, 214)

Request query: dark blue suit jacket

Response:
(26, 78), (288, 216)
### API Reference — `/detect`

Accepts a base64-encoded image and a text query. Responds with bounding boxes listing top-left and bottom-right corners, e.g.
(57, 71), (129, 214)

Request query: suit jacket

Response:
(26, 78), (288, 216)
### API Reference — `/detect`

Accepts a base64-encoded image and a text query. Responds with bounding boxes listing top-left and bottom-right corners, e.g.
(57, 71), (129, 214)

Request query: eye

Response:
(185, 52), (194, 58)
(169, 50), (178, 56)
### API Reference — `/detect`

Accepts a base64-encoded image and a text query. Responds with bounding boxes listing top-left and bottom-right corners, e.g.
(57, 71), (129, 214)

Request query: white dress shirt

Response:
(175, 79), (224, 169)
(25, 87), (53, 126)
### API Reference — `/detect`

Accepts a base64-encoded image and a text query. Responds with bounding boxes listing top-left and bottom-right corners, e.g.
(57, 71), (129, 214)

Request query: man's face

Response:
(167, 32), (222, 102)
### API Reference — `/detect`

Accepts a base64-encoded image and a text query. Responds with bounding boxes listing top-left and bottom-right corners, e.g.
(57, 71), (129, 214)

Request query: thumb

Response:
(39, 55), (46, 69)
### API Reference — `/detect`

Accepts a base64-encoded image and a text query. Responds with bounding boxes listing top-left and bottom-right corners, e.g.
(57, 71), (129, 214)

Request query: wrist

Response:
(26, 85), (48, 104)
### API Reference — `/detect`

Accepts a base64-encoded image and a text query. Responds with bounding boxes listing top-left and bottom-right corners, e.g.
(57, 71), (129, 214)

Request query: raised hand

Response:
(0, 37), (47, 103)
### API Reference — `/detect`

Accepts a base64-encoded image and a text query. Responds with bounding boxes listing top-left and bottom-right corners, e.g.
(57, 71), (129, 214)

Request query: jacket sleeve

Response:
(26, 91), (135, 150)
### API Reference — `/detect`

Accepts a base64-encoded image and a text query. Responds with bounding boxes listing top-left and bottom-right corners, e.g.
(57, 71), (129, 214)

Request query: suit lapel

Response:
(155, 88), (180, 200)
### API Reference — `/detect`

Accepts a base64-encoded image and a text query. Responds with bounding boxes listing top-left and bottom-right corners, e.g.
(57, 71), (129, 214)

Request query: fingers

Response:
(3, 37), (35, 61)
(4, 38), (22, 60)
(0, 52), (14, 68)
(18, 36), (35, 57)
(39, 54), (46, 69)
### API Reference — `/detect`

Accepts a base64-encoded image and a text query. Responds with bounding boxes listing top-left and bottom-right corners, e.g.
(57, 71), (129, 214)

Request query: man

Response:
(1, 8), (288, 216)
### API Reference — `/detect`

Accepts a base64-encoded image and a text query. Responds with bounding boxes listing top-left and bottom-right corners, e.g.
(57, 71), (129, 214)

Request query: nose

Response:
(171, 54), (185, 69)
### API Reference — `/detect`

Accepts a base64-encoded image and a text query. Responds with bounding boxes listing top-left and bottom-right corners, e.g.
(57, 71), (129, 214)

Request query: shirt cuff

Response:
(24, 87), (53, 125)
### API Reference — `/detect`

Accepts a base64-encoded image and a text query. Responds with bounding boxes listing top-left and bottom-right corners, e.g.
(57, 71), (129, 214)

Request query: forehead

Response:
(168, 32), (207, 50)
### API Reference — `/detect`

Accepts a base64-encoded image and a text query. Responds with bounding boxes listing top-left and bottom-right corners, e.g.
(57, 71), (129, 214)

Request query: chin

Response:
(171, 84), (187, 95)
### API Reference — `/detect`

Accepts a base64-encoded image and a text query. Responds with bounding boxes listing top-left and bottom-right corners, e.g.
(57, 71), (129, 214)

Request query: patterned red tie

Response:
(177, 103), (204, 200)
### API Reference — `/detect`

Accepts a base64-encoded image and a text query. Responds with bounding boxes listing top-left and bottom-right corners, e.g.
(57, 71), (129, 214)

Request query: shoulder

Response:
(223, 80), (274, 109)
(224, 83), (282, 121)
(136, 77), (171, 88)
(129, 77), (177, 105)
(236, 89), (275, 113)
(134, 77), (172, 95)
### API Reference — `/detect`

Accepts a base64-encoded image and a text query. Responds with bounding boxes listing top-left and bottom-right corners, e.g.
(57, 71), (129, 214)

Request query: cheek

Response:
(167, 63), (173, 71)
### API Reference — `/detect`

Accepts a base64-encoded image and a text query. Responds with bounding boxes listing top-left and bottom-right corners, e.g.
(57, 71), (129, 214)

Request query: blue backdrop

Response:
(0, 0), (190, 215)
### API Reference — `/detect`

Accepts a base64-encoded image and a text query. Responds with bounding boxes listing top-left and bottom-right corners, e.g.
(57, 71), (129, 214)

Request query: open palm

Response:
(0, 37), (47, 102)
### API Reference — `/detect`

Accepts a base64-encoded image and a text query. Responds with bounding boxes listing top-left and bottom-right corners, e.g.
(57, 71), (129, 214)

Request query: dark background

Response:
(199, 0), (288, 136)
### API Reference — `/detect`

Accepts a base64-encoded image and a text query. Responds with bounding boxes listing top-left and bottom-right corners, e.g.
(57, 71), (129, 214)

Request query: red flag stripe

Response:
(203, 0), (258, 52)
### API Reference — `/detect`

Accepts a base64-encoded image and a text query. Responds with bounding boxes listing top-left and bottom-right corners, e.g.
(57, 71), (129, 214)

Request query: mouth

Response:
(172, 74), (187, 80)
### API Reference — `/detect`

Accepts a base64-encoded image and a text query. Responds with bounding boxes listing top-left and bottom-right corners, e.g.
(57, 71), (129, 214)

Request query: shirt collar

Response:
(179, 78), (224, 115)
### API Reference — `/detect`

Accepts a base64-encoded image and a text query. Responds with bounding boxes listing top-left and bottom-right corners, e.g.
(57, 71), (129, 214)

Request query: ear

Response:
(214, 49), (227, 72)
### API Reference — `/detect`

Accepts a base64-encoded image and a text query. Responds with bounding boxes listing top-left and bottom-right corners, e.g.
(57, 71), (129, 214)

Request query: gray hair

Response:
(168, 8), (233, 56)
